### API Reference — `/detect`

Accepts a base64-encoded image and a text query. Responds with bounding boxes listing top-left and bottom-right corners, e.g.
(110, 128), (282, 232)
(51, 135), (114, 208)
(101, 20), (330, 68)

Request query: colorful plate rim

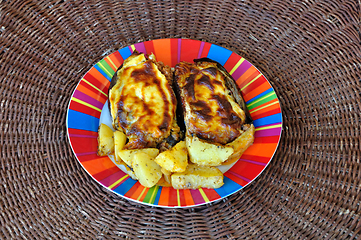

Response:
(66, 38), (283, 208)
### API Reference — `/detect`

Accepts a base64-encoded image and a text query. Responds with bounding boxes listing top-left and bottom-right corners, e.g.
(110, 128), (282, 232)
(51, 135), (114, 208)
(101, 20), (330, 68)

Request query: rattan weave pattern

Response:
(1, 0), (360, 239)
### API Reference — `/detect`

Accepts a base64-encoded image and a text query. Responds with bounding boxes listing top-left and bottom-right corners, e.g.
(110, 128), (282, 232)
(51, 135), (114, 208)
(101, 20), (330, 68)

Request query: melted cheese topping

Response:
(109, 53), (176, 147)
(175, 62), (245, 144)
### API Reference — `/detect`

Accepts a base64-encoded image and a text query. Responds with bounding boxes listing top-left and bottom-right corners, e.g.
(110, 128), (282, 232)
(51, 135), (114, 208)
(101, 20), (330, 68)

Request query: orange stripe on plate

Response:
(236, 66), (257, 87)
(237, 69), (260, 88)
(183, 189), (195, 206)
(243, 142), (279, 158)
(109, 52), (123, 69)
(243, 82), (272, 102)
(76, 84), (106, 104)
(87, 67), (110, 84)
(124, 181), (141, 198)
(131, 184), (146, 200)
(251, 101), (280, 116)
(137, 187), (149, 202)
(81, 157), (117, 176)
(153, 39), (172, 67)
(158, 186), (170, 206)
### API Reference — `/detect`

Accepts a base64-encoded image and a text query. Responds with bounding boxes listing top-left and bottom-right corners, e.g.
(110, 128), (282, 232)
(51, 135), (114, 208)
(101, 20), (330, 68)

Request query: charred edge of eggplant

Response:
(172, 70), (187, 138)
(194, 57), (253, 124)
(108, 64), (123, 122)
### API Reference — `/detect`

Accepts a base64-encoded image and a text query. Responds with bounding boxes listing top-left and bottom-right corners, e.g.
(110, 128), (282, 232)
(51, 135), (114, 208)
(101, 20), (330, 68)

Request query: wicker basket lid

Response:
(1, 0), (360, 239)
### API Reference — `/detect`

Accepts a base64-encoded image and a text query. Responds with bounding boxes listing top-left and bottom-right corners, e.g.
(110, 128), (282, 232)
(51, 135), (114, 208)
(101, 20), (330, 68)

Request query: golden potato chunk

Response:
(171, 164), (224, 189)
(154, 141), (188, 172)
(186, 135), (234, 166)
(118, 148), (159, 167)
(225, 124), (255, 164)
(97, 123), (114, 156)
(113, 131), (127, 163)
(161, 168), (172, 184)
(132, 152), (162, 188)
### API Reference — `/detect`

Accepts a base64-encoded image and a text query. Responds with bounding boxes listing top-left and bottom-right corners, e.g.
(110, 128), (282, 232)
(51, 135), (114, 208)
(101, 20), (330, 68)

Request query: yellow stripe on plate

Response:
(137, 187), (147, 201)
(198, 188), (210, 203)
(82, 78), (108, 97)
(255, 124), (282, 131)
(229, 58), (245, 75)
(250, 100), (279, 114)
(177, 189), (181, 207)
(149, 185), (159, 204)
(130, 45), (136, 51)
(109, 175), (128, 189)
(241, 73), (262, 91)
(106, 56), (118, 70)
(71, 97), (102, 112)
(247, 92), (276, 108)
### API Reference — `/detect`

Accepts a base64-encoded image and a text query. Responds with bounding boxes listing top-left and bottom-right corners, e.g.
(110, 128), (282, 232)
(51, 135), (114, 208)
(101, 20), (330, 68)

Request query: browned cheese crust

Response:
(174, 61), (246, 145)
(109, 52), (180, 150)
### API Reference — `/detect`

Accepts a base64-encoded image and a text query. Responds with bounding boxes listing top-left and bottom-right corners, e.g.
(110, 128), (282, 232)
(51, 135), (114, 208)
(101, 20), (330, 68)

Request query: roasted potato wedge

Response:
(225, 124), (255, 164)
(171, 164), (224, 189)
(113, 131), (127, 163)
(154, 141), (188, 172)
(118, 148), (159, 167)
(186, 135), (234, 166)
(132, 152), (162, 188)
(97, 123), (114, 156)
(161, 168), (172, 184)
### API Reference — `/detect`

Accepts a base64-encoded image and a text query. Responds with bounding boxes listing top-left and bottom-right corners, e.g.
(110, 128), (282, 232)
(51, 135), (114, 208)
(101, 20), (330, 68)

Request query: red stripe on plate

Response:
(70, 137), (98, 154)
(242, 75), (267, 95)
(201, 188), (221, 202)
(180, 39), (202, 63)
(68, 128), (98, 136)
(223, 53), (242, 72)
(83, 71), (110, 92)
(230, 160), (268, 181)
(224, 171), (249, 186)
(111, 51), (124, 68)
(77, 81), (108, 103)
(76, 153), (101, 163)
(99, 170), (126, 187)
(124, 181), (141, 198)
(144, 40), (155, 55)
(87, 67), (111, 87)
(93, 166), (121, 182)
(178, 189), (186, 207)
(254, 135), (280, 144)
(168, 188), (178, 207)
(239, 154), (271, 164)
(69, 101), (101, 118)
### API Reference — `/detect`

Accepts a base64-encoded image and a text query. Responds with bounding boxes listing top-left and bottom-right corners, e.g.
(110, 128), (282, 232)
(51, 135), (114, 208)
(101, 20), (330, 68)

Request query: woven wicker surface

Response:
(1, 0), (360, 239)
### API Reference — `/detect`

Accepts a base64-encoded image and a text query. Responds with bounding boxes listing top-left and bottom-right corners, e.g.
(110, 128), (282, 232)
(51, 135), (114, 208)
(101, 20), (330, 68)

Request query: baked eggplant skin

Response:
(108, 51), (181, 150)
(174, 58), (252, 145)
(194, 58), (252, 124)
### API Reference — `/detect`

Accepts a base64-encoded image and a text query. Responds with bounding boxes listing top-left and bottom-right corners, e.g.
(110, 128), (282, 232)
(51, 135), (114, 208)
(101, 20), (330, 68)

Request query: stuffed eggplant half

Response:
(174, 58), (255, 167)
(108, 51), (181, 151)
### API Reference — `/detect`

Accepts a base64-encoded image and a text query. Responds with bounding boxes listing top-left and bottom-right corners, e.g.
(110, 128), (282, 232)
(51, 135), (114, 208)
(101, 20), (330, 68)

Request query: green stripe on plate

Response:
(246, 92), (277, 110)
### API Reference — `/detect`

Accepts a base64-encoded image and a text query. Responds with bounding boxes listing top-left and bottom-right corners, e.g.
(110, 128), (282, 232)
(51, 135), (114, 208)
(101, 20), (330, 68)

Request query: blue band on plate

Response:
(67, 109), (99, 132)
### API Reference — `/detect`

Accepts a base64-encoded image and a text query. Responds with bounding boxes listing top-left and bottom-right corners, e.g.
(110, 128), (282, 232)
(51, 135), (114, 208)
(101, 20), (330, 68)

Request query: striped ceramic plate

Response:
(66, 39), (282, 208)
